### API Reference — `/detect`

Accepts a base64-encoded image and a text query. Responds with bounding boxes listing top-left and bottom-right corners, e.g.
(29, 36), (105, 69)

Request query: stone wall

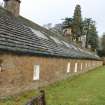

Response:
(0, 53), (103, 97)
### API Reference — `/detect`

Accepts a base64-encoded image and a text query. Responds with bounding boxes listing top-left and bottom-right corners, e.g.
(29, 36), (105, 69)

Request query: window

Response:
(30, 28), (48, 39)
(81, 63), (83, 70)
(86, 63), (88, 68)
(74, 63), (78, 72)
(33, 65), (40, 80)
(67, 62), (71, 73)
(50, 36), (63, 44)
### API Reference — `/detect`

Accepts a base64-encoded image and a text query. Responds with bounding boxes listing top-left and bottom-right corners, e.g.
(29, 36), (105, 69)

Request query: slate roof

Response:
(0, 7), (100, 60)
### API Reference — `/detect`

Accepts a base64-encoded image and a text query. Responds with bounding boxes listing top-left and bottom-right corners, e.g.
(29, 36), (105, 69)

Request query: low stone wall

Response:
(0, 53), (103, 97)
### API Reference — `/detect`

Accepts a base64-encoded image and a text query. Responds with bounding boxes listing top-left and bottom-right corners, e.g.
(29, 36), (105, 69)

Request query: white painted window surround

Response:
(74, 63), (78, 72)
(67, 62), (71, 73)
(86, 63), (88, 68)
(33, 65), (40, 80)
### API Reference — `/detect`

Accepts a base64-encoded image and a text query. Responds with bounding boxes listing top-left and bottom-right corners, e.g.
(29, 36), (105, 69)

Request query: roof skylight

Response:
(50, 36), (62, 44)
(30, 28), (48, 39)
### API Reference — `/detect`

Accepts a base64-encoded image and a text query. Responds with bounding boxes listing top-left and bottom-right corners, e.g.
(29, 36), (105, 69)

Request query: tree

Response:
(43, 23), (52, 29)
(87, 23), (98, 51)
(53, 4), (99, 51)
(83, 18), (94, 47)
(62, 17), (74, 41)
(101, 33), (105, 51)
(82, 18), (98, 51)
(72, 4), (82, 39)
(50, 23), (64, 36)
(62, 17), (73, 29)
(97, 33), (105, 57)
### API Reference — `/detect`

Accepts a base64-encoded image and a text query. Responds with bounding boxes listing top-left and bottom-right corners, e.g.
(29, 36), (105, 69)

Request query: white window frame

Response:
(67, 62), (71, 73)
(81, 63), (83, 71)
(74, 63), (78, 72)
(33, 65), (40, 80)
(86, 63), (88, 68)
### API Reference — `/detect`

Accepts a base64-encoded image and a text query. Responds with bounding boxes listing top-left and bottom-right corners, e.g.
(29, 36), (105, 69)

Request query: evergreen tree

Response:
(87, 23), (98, 51)
(62, 17), (73, 28)
(101, 33), (105, 51)
(72, 4), (82, 39)
(61, 5), (99, 51)
(83, 18), (93, 47)
(97, 33), (105, 57)
(82, 18), (98, 51)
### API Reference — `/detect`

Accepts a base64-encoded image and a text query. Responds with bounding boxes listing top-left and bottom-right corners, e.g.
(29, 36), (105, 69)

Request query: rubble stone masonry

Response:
(0, 53), (103, 97)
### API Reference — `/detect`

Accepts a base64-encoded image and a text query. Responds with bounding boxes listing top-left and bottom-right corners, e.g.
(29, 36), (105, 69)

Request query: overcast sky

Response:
(0, 0), (105, 36)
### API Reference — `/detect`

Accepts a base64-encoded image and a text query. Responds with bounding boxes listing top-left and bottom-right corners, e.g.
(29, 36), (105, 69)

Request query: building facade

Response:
(0, 0), (103, 97)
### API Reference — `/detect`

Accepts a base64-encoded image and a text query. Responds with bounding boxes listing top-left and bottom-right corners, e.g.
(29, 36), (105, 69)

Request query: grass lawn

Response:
(0, 66), (105, 105)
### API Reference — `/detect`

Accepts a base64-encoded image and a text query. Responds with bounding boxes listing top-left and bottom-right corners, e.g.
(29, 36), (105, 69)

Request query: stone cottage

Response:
(0, 0), (103, 97)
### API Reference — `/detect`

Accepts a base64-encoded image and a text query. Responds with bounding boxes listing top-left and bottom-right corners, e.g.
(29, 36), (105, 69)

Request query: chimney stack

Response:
(3, 0), (21, 17)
